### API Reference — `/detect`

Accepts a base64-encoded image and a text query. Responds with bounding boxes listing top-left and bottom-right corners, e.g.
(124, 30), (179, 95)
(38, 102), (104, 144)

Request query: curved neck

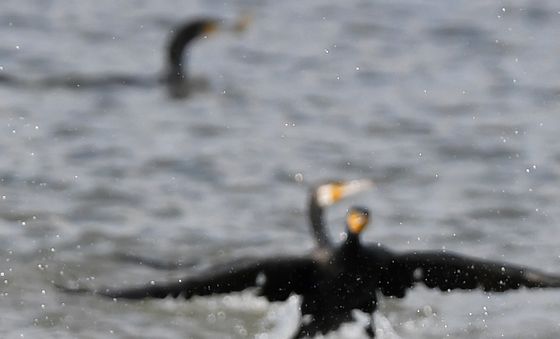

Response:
(309, 193), (332, 248)
(166, 25), (200, 83)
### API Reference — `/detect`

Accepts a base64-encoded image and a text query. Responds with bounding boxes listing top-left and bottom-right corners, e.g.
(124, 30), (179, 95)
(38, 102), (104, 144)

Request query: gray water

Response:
(1, 0), (560, 338)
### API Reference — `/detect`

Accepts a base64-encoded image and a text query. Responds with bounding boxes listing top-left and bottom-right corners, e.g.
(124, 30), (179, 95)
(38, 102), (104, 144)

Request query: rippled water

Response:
(2, 0), (560, 338)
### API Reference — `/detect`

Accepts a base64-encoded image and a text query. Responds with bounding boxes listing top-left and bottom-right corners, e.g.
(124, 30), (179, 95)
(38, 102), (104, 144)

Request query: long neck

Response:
(309, 193), (332, 248)
(166, 26), (199, 83)
(340, 231), (361, 257)
(345, 231), (360, 246)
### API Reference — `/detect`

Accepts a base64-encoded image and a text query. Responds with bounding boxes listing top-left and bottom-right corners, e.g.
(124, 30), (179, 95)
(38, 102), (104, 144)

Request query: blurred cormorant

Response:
(0, 16), (249, 98)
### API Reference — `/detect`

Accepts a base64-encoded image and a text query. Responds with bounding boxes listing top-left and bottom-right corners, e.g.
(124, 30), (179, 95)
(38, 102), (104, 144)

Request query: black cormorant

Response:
(164, 17), (247, 98)
(57, 206), (560, 338)
(0, 16), (249, 98)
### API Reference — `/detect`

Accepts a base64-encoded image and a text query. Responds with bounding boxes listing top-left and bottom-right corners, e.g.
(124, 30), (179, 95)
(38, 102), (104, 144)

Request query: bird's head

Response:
(314, 179), (374, 208)
(167, 18), (222, 70)
(346, 206), (370, 235)
(167, 16), (251, 73)
(183, 14), (251, 39)
(187, 19), (221, 39)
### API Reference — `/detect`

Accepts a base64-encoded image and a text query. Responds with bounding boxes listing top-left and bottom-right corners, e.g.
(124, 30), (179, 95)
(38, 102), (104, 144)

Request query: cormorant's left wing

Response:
(56, 256), (317, 302)
(375, 250), (560, 297)
(113, 252), (197, 270)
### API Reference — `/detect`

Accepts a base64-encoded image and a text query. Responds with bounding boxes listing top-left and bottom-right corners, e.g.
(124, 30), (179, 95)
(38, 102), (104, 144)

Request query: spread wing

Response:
(56, 256), (317, 302)
(375, 250), (560, 297)
(113, 252), (198, 270)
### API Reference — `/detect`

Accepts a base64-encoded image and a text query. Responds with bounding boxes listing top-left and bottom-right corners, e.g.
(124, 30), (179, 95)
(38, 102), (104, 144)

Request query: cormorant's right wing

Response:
(376, 250), (560, 297)
(57, 256), (317, 302)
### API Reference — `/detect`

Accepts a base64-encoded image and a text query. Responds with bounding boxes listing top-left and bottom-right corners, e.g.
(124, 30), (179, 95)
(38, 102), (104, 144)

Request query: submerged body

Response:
(58, 207), (560, 338)
(0, 17), (247, 98)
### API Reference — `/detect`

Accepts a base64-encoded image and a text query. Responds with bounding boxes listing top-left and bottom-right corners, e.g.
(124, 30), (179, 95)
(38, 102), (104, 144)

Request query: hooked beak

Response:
(315, 179), (375, 207)
(230, 13), (252, 34)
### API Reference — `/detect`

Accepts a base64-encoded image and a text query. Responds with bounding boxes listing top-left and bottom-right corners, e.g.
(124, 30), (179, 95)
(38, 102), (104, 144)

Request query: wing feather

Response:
(377, 250), (560, 296)
(57, 256), (317, 302)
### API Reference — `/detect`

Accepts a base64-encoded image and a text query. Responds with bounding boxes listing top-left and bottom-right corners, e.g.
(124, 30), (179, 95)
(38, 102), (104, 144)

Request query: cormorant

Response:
(0, 16), (249, 98)
(164, 17), (247, 98)
(114, 178), (375, 269)
(56, 206), (560, 338)
(308, 179), (374, 249)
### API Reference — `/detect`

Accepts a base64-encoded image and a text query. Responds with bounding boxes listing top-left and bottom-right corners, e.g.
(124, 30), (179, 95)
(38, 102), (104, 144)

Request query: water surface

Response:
(1, 1), (560, 338)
